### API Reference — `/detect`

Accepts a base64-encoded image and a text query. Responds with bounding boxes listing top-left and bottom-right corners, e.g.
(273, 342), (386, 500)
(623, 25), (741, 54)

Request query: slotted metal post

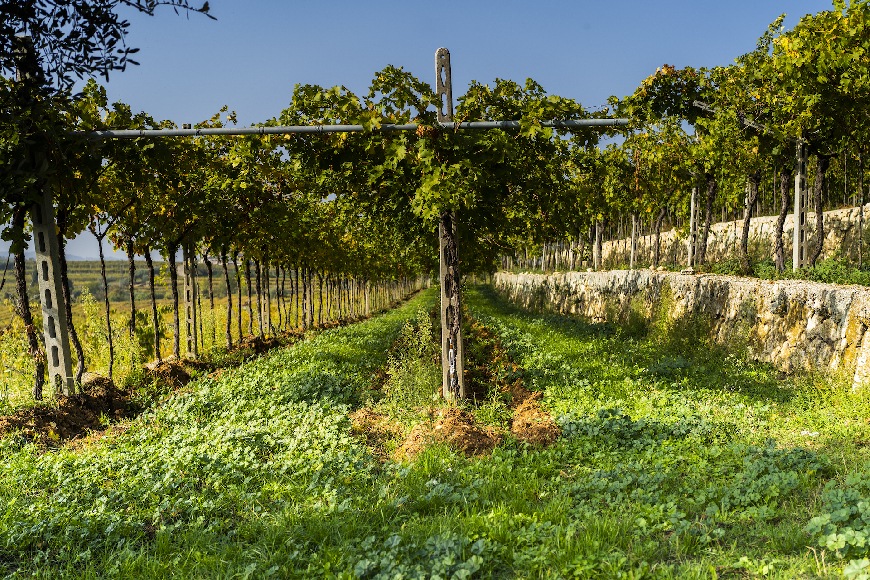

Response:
(793, 140), (809, 271)
(15, 36), (74, 395)
(32, 189), (75, 394)
(182, 244), (198, 358)
(436, 47), (465, 400)
(687, 186), (699, 267)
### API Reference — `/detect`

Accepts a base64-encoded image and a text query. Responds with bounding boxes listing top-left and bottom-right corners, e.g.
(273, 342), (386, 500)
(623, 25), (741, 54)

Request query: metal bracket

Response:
(436, 48), (453, 123)
(692, 100), (716, 114)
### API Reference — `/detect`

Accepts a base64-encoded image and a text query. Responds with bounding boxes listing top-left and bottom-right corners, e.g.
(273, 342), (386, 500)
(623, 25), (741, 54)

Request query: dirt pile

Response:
(464, 314), (560, 446)
(235, 335), (283, 355)
(503, 379), (535, 408)
(144, 359), (193, 389)
(386, 313), (560, 460)
(398, 408), (503, 459)
(511, 393), (559, 446)
(496, 380), (559, 446)
(0, 374), (132, 446)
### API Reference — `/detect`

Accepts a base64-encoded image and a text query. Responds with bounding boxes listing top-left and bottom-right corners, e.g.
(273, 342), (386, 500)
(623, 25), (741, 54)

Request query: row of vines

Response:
(2, 2), (870, 402)
(509, 3), (870, 274)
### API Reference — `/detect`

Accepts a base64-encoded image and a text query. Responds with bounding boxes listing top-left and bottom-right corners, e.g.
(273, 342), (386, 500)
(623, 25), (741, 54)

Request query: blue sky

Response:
(17, 0), (838, 260)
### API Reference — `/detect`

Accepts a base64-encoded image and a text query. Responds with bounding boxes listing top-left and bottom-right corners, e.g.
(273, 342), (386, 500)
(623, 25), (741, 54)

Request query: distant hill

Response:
(23, 251), (126, 262)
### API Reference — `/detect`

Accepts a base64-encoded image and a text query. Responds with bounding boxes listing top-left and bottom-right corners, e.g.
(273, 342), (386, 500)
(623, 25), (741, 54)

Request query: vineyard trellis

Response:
(8, 2), (866, 405)
(18, 44), (628, 399)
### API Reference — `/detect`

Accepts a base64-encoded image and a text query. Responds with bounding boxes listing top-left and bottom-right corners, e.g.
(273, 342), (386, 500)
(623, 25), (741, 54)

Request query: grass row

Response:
(0, 289), (434, 578)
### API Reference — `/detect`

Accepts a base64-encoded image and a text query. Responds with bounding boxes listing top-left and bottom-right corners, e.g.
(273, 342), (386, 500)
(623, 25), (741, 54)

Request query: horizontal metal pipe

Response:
(446, 119), (629, 129)
(75, 118), (629, 139)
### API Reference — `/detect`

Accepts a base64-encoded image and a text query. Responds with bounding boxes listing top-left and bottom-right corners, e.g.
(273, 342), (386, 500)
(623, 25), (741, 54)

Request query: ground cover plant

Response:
(465, 284), (870, 579)
(0, 329), (299, 448)
(2, 284), (870, 578)
(0, 279), (415, 441)
(0, 289), (434, 578)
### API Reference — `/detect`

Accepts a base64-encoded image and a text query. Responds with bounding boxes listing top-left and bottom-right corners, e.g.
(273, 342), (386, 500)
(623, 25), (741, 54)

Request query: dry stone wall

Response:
(493, 270), (870, 389)
(599, 204), (869, 267)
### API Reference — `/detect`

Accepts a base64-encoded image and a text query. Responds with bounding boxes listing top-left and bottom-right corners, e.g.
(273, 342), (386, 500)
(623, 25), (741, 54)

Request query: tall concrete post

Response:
(182, 245), (198, 358)
(15, 36), (75, 395)
(793, 140), (809, 271)
(687, 186), (698, 267)
(436, 47), (465, 400)
(31, 188), (75, 395)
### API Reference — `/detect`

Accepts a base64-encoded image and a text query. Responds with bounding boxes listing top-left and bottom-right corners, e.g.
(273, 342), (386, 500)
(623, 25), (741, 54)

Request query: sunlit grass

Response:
(1, 284), (869, 578)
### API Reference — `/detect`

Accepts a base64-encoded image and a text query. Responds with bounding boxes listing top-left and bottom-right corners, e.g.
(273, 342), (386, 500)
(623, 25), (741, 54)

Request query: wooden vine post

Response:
(793, 139), (810, 271)
(436, 47), (466, 400)
(15, 36), (75, 395)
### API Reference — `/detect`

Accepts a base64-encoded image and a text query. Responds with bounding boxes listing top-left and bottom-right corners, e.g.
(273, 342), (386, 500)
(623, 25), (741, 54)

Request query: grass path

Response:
(0, 290), (435, 579)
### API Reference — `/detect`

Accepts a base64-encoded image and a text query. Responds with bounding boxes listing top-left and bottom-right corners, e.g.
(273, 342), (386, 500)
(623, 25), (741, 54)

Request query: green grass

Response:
(464, 284), (870, 579)
(0, 288), (437, 578)
(2, 284), (870, 578)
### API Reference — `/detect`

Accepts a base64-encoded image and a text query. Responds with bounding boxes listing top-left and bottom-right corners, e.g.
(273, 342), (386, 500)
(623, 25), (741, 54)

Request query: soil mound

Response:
(0, 374), (131, 446)
(511, 394), (559, 446)
(398, 408), (502, 459)
(463, 313), (559, 446)
(236, 335), (282, 354)
(503, 380), (536, 408)
(382, 312), (559, 460)
(144, 359), (192, 388)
